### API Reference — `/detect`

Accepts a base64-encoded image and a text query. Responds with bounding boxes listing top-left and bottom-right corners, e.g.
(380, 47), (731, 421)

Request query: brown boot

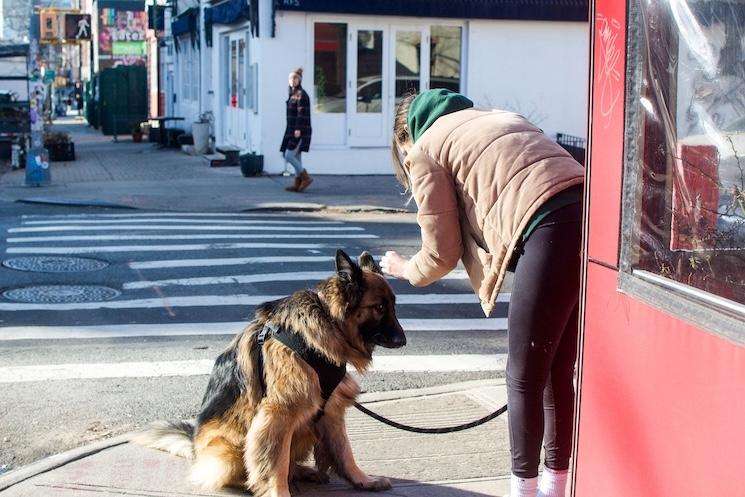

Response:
(296, 169), (313, 192)
(285, 174), (302, 192)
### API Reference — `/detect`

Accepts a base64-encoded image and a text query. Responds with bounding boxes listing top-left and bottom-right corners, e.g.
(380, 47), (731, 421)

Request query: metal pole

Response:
(25, 0), (51, 186)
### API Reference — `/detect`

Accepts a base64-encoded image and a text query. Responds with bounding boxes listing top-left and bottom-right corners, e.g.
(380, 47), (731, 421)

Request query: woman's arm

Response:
(295, 91), (311, 137)
(386, 152), (463, 286)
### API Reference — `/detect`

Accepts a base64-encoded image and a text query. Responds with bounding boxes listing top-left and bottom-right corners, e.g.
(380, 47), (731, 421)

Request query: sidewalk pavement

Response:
(0, 379), (511, 496)
(0, 117), (413, 213)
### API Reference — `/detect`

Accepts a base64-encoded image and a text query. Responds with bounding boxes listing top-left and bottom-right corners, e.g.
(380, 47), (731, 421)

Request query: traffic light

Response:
(40, 11), (60, 41)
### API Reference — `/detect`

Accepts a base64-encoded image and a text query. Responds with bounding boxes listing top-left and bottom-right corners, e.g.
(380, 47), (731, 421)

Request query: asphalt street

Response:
(0, 204), (511, 474)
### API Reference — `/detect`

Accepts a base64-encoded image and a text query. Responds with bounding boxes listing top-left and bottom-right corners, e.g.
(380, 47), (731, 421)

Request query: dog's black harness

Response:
(255, 322), (346, 416)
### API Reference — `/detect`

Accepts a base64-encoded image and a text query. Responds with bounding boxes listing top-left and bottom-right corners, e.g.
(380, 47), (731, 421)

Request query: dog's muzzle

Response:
(373, 329), (406, 349)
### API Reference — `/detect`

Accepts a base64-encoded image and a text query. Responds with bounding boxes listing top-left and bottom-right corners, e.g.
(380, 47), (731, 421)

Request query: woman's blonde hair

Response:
(391, 92), (416, 192)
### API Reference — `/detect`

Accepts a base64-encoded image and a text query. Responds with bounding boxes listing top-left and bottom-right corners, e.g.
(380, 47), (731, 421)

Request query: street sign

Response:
(65, 14), (92, 41)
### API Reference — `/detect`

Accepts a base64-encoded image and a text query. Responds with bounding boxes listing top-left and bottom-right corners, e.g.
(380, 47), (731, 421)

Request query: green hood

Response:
(407, 89), (474, 144)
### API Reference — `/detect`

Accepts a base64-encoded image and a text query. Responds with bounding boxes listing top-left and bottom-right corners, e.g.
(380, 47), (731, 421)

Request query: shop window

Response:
(395, 31), (422, 105)
(621, 0), (745, 316)
(179, 36), (198, 102)
(230, 39), (237, 107)
(313, 22), (346, 113)
(356, 30), (383, 113)
(430, 26), (461, 92)
(238, 38), (246, 109)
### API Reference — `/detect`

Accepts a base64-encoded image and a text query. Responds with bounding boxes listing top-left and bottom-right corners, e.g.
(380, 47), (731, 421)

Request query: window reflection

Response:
(430, 26), (461, 92)
(313, 23), (347, 113)
(395, 31), (421, 105)
(627, 0), (745, 305)
(356, 30), (383, 113)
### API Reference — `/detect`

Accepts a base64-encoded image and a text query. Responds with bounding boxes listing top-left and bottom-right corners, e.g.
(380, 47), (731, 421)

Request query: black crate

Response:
(46, 142), (76, 162)
(240, 153), (264, 177)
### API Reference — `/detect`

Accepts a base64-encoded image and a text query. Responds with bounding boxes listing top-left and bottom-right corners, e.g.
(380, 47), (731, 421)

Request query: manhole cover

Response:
(3, 285), (120, 303)
(2, 256), (108, 273)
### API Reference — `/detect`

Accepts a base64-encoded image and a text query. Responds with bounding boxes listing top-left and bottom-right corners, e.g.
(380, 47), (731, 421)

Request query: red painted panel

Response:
(574, 263), (745, 496)
(586, 0), (626, 267)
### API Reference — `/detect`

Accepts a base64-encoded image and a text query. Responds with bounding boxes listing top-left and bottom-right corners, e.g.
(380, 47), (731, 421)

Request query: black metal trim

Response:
(274, 0), (588, 22)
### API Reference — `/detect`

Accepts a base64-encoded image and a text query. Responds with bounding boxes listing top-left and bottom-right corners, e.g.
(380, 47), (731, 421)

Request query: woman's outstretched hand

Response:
(380, 251), (409, 280)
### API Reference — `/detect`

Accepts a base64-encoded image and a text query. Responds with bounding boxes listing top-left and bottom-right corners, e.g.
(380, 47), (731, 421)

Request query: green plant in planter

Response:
(43, 131), (70, 146)
(131, 123), (144, 142)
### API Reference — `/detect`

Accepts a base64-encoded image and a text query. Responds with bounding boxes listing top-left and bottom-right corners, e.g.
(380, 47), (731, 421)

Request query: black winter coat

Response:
(280, 87), (312, 152)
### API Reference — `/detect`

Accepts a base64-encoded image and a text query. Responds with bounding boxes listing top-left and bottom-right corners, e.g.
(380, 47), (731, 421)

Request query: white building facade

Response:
(166, 0), (589, 174)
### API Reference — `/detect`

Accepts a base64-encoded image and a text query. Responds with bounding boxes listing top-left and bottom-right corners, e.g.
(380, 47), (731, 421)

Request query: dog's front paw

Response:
(292, 465), (330, 484)
(352, 475), (392, 492)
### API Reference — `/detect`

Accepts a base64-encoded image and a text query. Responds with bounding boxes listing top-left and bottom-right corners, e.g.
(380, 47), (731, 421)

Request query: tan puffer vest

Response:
(403, 109), (585, 316)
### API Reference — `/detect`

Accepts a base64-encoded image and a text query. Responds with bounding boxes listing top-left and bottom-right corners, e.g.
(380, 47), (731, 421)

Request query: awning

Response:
(98, 0), (145, 10)
(171, 7), (199, 50)
(274, 0), (588, 22)
(203, 0), (253, 46)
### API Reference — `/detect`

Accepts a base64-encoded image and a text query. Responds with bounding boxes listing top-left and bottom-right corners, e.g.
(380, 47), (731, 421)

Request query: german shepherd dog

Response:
(133, 250), (406, 497)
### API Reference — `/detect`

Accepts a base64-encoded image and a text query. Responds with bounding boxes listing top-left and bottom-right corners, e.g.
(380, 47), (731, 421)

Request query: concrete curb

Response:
(0, 379), (506, 491)
(10, 197), (411, 214)
(358, 378), (505, 404)
(0, 435), (130, 492)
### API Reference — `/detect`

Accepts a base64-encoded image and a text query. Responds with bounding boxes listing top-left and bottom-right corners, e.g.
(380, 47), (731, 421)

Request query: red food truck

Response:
(574, 0), (745, 494)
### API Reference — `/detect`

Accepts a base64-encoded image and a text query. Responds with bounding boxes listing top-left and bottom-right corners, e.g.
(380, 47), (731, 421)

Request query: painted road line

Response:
(9, 224), (363, 233)
(0, 293), (510, 311)
(128, 255), (389, 270)
(5, 242), (326, 254)
(21, 219), (347, 225)
(21, 213), (334, 219)
(0, 355), (508, 382)
(129, 256), (336, 269)
(122, 270), (470, 289)
(0, 319), (508, 340)
(7, 233), (378, 243)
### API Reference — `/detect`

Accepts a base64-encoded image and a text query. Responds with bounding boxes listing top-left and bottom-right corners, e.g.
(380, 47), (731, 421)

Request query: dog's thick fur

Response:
(133, 250), (406, 497)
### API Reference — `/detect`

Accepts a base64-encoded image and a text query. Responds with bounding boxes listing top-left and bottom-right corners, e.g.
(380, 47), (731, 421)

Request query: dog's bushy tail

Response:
(130, 420), (195, 459)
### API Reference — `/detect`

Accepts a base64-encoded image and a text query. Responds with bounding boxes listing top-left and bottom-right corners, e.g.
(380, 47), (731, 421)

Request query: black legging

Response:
(506, 202), (582, 478)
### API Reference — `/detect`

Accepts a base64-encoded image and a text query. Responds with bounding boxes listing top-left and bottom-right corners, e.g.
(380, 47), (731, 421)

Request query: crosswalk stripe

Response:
(0, 319), (507, 340)
(6, 242), (326, 254)
(129, 256), (335, 269)
(0, 355), (508, 382)
(21, 213), (326, 219)
(122, 270), (472, 290)
(126, 269), (471, 290)
(8, 233), (378, 242)
(9, 224), (360, 233)
(21, 219), (346, 225)
(0, 293), (510, 311)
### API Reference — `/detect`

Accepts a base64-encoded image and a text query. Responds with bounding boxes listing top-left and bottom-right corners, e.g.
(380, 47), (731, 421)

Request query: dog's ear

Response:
(358, 251), (382, 274)
(335, 249), (362, 281)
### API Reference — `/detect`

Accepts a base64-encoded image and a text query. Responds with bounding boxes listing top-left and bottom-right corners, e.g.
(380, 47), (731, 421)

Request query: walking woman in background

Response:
(281, 67), (313, 192)
(380, 89), (584, 497)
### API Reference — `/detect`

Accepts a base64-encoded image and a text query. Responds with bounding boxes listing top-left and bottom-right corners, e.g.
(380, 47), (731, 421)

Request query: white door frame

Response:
(347, 25), (389, 147)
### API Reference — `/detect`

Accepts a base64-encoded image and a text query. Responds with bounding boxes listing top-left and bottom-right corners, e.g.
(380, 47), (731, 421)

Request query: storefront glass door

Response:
(222, 32), (247, 147)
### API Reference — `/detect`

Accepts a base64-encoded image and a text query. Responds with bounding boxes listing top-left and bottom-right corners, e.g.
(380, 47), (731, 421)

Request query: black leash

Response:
(353, 401), (508, 434)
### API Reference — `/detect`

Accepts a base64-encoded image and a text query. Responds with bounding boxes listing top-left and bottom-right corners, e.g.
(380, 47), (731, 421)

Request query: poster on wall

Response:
(98, 9), (148, 68)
